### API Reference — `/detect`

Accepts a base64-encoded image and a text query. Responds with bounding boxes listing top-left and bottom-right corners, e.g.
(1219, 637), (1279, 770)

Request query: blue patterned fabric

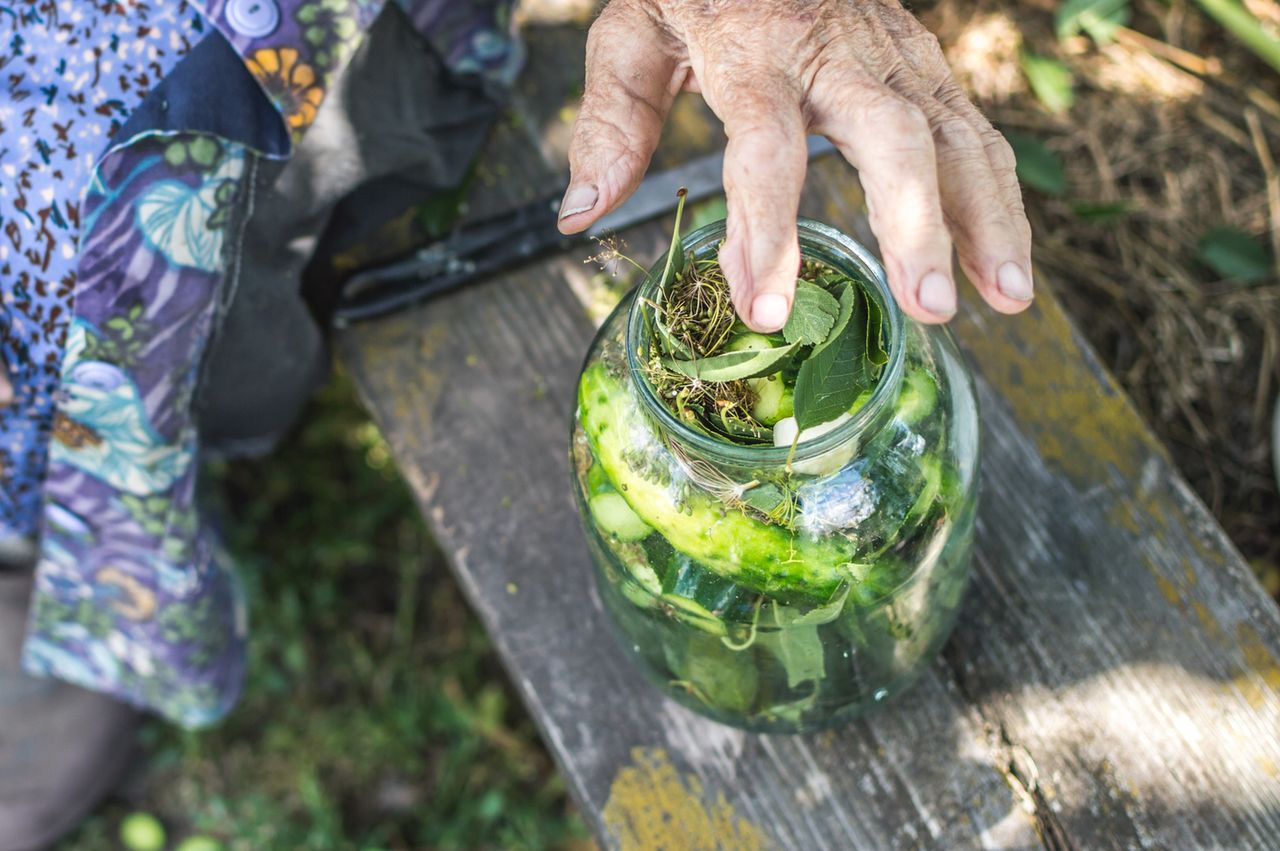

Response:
(3, 0), (520, 726)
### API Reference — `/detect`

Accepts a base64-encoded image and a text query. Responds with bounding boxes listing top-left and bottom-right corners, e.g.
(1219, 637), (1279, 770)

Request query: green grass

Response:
(59, 372), (592, 851)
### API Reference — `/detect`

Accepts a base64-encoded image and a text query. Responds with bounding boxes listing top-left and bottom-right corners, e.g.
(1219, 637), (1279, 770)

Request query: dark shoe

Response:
(0, 569), (139, 851)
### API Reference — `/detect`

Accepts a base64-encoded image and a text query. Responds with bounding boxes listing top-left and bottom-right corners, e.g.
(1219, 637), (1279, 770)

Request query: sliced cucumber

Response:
(725, 333), (796, 425)
(589, 491), (654, 541)
(896, 368), (938, 425)
(580, 362), (858, 599)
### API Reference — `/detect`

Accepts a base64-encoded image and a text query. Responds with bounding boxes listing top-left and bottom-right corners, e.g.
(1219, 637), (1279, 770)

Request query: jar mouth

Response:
(624, 217), (907, 467)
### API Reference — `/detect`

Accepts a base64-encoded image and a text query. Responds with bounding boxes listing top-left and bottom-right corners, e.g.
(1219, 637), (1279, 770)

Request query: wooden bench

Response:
(337, 24), (1280, 850)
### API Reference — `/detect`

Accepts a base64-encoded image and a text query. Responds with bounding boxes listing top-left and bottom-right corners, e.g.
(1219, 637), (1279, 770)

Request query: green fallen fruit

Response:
(120, 813), (166, 851)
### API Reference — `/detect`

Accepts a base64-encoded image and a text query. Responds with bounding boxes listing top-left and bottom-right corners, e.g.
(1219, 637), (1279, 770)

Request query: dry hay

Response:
(926, 0), (1280, 590)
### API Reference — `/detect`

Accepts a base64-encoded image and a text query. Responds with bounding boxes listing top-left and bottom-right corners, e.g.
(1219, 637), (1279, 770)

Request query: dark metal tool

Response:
(332, 136), (838, 326)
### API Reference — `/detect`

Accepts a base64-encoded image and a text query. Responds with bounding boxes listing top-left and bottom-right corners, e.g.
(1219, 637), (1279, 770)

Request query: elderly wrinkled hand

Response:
(557, 0), (1034, 330)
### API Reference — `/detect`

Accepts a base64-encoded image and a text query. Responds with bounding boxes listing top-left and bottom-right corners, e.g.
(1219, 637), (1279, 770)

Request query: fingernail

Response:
(917, 272), (956, 318)
(997, 262), (1034, 301)
(558, 184), (598, 220)
(751, 293), (790, 331)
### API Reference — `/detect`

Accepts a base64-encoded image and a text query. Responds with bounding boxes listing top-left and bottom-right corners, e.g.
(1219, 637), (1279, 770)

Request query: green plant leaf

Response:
(1003, 130), (1067, 196)
(866, 296), (887, 369)
(1196, 226), (1273, 282)
(1056, 0), (1131, 43)
(655, 322), (694, 359)
(656, 190), (689, 290)
(664, 341), (800, 382)
(1071, 200), (1133, 223)
(740, 482), (788, 514)
(675, 636), (758, 712)
(782, 279), (841, 345)
(779, 585), (850, 626)
(1020, 52), (1075, 114)
(793, 284), (872, 430)
(766, 602), (826, 688)
(1193, 0), (1280, 77)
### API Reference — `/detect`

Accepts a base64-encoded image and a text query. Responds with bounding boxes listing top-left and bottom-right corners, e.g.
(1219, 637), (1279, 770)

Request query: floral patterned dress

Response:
(3, 0), (520, 726)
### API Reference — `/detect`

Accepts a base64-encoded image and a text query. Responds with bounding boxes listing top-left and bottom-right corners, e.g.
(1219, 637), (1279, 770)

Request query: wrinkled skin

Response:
(557, 0), (1034, 331)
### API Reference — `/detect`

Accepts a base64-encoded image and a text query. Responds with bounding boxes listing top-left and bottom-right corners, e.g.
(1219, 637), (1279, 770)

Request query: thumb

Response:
(559, 3), (681, 233)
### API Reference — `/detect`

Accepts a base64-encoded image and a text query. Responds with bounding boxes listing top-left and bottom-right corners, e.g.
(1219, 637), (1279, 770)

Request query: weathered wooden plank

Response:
(337, 21), (1280, 851)
(338, 256), (1037, 850)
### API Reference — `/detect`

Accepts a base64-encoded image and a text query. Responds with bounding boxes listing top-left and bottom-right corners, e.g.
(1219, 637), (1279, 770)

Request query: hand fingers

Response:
(915, 87), (1033, 314)
(938, 83), (1034, 267)
(703, 70), (808, 332)
(891, 28), (1035, 311)
(809, 70), (955, 324)
(558, 2), (682, 234)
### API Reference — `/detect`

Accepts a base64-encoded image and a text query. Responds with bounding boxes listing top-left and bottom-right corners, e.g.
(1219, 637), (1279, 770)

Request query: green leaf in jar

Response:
(663, 340), (799, 382)
(1056, 0), (1130, 43)
(674, 633), (759, 713)
(767, 602), (827, 689)
(792, 284), (873, 430)
(653, 309), (694, 359)
(782, 279), (841, 345)
(865, 294), (887, 370)
(656, 189), (688, 290)
(783, 584), (851, 626)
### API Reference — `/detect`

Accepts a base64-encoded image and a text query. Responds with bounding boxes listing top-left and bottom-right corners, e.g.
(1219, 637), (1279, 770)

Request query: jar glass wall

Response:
(570, 219), (980, 732)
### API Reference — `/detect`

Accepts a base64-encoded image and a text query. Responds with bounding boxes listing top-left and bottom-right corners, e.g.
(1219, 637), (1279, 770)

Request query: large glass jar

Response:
(570, 218), (980, 733)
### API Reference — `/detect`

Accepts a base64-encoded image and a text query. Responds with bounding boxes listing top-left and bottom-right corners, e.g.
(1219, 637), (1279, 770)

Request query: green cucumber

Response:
(579, 362), (857, 599)
(590, 491), (654, 542)
(726, 333), (775, 353)
(750, 374), (793, 425)
(896, 368), (938, 425)
(727, 333), (795, 425)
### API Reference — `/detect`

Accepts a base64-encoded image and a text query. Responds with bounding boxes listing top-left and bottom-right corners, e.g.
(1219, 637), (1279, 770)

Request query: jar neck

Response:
(625, 218), (906, 471)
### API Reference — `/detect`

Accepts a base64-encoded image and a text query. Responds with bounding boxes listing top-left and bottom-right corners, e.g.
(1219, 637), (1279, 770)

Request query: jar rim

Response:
(624, 217), (907, 466)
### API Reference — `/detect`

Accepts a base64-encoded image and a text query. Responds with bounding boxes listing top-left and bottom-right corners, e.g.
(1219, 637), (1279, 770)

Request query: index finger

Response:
(702, 69), (808, 332)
